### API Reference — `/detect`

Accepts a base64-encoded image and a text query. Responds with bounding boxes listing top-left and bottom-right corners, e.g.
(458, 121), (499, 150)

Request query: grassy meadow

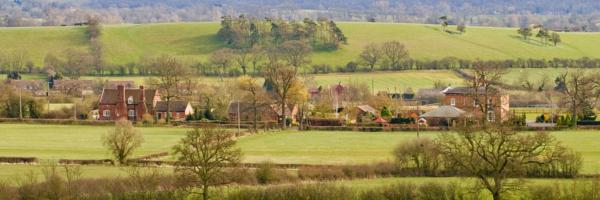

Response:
(1, 124), (599, 175)
(75, 70), (464, 91)
(2, 22), (600, 67)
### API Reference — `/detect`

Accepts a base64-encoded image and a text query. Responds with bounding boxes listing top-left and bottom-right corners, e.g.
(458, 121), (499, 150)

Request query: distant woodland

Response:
(1, 0), (600, 31)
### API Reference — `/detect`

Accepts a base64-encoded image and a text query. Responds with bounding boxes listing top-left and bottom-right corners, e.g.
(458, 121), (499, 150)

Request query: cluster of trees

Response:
(358, 41), (409, 71)
(518, 25), (562, 46)
(0, 85), (44, 118)
(218, 16), (347, 50)
(2, 0), (600, 32)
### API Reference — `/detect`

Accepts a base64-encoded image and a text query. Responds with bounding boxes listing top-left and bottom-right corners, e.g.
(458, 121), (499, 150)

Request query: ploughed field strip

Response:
(1, 124), (600, 174)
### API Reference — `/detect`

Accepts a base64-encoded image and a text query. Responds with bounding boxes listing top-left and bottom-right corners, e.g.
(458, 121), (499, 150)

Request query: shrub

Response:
(255, 162), (277, 184)
(142, 114), (155, 125)
(226, 184), (355, 200)
(298, 166), (347, 181)
(361, 183), (417, 200)
(393, 137), (443, 176)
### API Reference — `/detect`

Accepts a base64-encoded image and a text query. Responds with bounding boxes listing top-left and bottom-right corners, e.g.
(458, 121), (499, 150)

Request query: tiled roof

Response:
(99, 88), (157, 105)
(54, 80), (93, 90)
(156, 101), (190, 112)
(356, 105), (377, 115)
(106, 81), (135, 89)
(420, 106), (466, 118)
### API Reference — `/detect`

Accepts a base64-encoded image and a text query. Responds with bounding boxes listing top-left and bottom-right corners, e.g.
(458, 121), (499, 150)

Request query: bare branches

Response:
(173, 126), (241, 200)
(102, 120), (144, 165)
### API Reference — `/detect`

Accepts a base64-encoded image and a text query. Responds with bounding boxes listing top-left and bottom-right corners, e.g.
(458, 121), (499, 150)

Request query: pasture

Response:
(0, 124), (599, 175)
(2, 22), (600, 67)
(49, 70), (464, 91)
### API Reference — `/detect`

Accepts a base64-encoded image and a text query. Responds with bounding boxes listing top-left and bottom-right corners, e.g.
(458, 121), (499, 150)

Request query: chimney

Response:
(139, 85), (147, 117)
(116, 85), (126, 119)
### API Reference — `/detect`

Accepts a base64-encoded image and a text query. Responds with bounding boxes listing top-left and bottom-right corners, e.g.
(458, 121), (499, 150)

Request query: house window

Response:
(450, 98), (456, 106)
(487, 98), (493, 108)
(487, 111), (495, 122)
(127, 96), (134, 104)
(128, 110), (136, 117)
(103, 110), (110, 117)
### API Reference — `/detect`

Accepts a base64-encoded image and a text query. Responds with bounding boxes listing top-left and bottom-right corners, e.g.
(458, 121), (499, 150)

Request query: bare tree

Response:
(560, 70), (599, 127)
(102, 119), (144, 165)
(359, 43), (382, 71)
(6, 50), (28, 73)
(234, 48), (250, 75)
(236, 76), (272, 131)
(381, 41), (409, 69)
(279, 40), (312, 71)
(438, 121), (568, 200)
(249, 45), (265, 76)
(60, 49), (92, 80)
(209, 48), (234, 80)
(147, 55), (190, 123)
(264, 63), (305, 129)
(173, 126), (242, 200)
(467, 62), (508, 121)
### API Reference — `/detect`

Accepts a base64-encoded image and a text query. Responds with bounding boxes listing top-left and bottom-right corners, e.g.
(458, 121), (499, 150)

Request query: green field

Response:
(503, 68), (600, 85)
(2, 22), (600, 67)
(5, 70), (463, 91)
(1, 124), (599, 174)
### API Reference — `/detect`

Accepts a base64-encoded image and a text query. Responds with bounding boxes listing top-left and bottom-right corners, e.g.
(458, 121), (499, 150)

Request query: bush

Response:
(141, 113), (155, 125)
(393, 137), (444, 176)
(226, 184), (355, 200)
(255, 162), (277, 184)
(298, 166), (347, 181)
(361, 183), (417, 200)
(525, 148), (582, 178)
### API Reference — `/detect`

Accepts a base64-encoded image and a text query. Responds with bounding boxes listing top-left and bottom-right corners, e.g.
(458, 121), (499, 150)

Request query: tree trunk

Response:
(281, 99), (286, 129)
(492, 192), (501, 200)
(202, 184), (209, 200)
(166, 96), (171, 123)
(253, 102), (258, 132)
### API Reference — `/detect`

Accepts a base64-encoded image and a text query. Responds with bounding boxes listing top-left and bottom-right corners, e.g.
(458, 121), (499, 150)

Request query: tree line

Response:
(2, 0), (600, 32)
(217, 15), (347, 50)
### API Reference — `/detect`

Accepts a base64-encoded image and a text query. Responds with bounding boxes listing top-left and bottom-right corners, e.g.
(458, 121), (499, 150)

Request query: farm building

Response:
(155, 101), (194, 121)
(4, 79), (47, 96)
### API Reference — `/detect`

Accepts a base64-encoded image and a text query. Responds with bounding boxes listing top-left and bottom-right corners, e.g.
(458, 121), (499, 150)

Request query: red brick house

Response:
(442, 87), (510, 121)
(155, 101), (194, 121)
(98, 85), (160, 121)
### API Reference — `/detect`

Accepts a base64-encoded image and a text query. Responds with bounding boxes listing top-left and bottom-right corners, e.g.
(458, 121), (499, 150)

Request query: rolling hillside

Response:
(2, 22), (600, 67)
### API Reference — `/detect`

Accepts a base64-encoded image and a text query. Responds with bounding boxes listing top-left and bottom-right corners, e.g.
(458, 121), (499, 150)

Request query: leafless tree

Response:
(359, 43), (382, 71)
(173, 126), (241, 200)
(249, 45), (265, 76)
(279, 40), (312, 71)
(102, 119), (144, 165)
(209, 48), (234, 80)
(264, 63), (305, 129)
(236, 76), (272, 131)
(60, 49), (93, 80)
(381, 41), (409, 69)
(467, 62), (508, 121)
(234, 48), (250, 75)
(438, 121), (568, 200)
(146, 55), (190, 123)
(560, 69), (600, 127)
